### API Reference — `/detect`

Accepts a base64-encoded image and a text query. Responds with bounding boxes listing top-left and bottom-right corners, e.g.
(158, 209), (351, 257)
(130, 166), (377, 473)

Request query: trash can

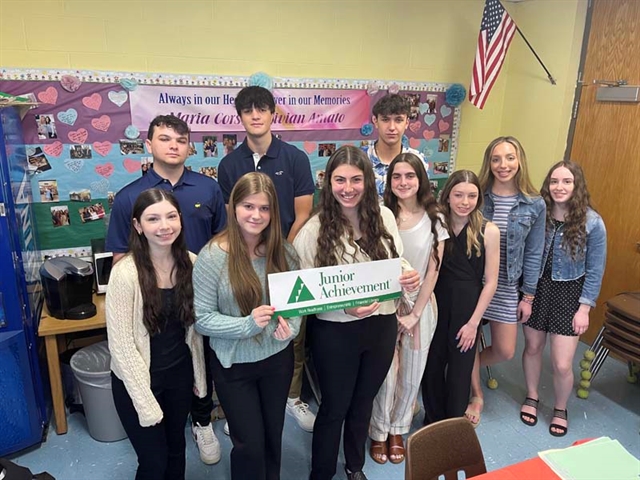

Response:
(70, 341), (127, 442)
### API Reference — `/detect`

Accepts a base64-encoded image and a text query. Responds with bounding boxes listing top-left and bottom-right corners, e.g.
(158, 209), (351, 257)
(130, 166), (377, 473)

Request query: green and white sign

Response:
(268, 258), (402, 318)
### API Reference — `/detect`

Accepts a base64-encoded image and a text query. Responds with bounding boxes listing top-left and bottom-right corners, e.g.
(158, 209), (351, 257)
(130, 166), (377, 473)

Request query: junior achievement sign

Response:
(268, 258), (402, 318)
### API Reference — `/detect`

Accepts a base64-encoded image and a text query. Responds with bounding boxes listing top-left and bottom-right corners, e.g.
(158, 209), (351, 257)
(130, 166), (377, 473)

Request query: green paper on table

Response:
(539, 436), (640, 480)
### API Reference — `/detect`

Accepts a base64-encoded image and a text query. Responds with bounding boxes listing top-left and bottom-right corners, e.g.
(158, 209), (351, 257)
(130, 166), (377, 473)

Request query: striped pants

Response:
(369, 295), (438, 441)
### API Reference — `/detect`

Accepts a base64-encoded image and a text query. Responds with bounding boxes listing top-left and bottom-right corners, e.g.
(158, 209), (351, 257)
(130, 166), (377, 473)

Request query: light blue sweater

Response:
(193, 242), (301, 368)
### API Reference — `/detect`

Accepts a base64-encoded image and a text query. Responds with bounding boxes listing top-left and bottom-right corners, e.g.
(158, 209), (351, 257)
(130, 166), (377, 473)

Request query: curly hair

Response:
(540, 160), (594, 259)
(314, 145), (399, 267)
(478, 136), (538, 197)
(383, 152), (442, 270)
(128, 189), (194, 335)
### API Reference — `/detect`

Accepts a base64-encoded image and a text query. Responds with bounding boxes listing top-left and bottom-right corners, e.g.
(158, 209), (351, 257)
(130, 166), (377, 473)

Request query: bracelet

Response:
(521, 295), (535, 305)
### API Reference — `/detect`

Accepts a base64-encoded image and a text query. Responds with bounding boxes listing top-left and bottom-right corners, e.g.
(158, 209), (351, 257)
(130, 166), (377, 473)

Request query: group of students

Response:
(104, 88), (607, 480)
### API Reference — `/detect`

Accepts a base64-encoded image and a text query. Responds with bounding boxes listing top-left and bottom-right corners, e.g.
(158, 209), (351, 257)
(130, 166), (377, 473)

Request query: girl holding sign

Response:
(368, 152), (448, 465)
(422, 170), (500, 424)
(193, 172), (301, 480)
(293, 146), (420, 480)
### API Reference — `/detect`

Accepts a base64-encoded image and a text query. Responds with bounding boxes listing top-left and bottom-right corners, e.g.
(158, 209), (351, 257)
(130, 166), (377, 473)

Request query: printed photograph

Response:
(188, 142), (197, 156)
(119, 139), (145, 155)
(199, 166), (218, 179)
(433, 162), (449, 175)
(438, 134), (450, 153)
(318, 143), (336, 157)
(70, 144), (93, 159)
(107, 192), (116, 209)
(223, 134), (237, 156)
(79, 202), (106, 223)
(51, 206), (70, 228)
(425, 94), (438, 115)
(35, 114), (58, 140)
(27, 147), (52, 174)
(403, 93), (421, 120)
(69, 189), (91, 202)
(203, 136), (218, 158)
(39, 180), (59, 203)
(360, 140), (374, 147)
(429, 180), (439, 193)
(141, 156), (154, 176)
(315, 170), (326, 189)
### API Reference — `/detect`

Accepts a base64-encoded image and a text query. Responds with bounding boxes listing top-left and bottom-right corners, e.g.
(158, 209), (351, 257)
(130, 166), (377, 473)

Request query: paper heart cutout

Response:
(366, 82), (381, 96)
(64, 159), (84, 173)
(123, 158), (141, 173)
(438, 119), (450, 132)
(57, 108), (78, 126)
(93, 141), (112, 156)
(124, 125), (140, 139)
(91, 179), (110, 195)
(108, 90), (128, 107)
(91, 115), (111, 132)
(82, 93), (102, 110)
(418, 103), (430, 115)
(60, 75), (82, 93)
(37, 87), (58, 105)
(424, 114), (436, 126)
(119, 78), (138, 91)
(423, 130), (436, 141)
(68, 128), (88, 144)
(440, 105), (452, 118)
(409, 138), (421, 149)
(43, 141), (63, 157)
(303, 141), (317, 154)
(408, 121), (421, 134)
(95, 162), (114, 178)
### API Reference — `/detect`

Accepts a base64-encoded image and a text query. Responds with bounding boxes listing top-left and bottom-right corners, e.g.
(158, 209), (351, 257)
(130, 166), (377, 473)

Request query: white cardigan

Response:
(106, 252), (206, 427)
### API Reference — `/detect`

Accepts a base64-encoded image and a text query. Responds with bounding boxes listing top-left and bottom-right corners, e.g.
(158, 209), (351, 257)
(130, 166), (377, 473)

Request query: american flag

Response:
(469, 0), (517, 109)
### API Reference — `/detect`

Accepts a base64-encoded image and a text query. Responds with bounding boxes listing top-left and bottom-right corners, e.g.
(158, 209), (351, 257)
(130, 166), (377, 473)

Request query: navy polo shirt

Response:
(106, 168), (227, 255)
(218, 135), (314, 237)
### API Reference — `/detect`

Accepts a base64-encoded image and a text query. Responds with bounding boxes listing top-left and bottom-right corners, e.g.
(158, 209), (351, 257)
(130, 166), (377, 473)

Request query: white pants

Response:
(369, 295), (437, 441)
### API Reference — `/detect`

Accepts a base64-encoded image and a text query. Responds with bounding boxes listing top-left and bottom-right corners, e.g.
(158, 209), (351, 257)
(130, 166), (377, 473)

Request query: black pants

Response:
(422, 305), (478, 424)
(111, 356), (193, 480)
(190, 335), (213, 425)
(309, 314), (397, 480)
(210, 343), (294, 480)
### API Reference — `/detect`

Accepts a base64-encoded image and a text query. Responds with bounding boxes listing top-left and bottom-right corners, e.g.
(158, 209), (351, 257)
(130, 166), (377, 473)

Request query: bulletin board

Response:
(0, 69), (463, 251)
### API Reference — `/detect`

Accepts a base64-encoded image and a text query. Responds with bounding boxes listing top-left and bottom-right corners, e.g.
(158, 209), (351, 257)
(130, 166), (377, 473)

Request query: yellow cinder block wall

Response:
(0, 0), (587, 186)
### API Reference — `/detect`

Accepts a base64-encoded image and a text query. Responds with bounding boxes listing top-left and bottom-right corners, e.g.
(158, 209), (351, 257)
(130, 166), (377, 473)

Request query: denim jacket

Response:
(483, 190), (546, 295)
(540, 208), (607, 308)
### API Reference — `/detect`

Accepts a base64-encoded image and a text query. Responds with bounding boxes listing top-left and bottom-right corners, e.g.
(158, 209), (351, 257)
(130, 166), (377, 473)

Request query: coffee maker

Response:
(40, 256), (96, 320)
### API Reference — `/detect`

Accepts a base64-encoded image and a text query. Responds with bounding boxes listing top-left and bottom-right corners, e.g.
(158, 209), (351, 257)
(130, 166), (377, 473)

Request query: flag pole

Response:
(515, 25), (557, 85)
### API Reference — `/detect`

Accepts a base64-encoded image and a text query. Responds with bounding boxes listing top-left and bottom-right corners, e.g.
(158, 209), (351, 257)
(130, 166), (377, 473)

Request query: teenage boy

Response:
(363, 94), (429, 197)
(106, 114), (227, 465)
(217, 86), (316, 432)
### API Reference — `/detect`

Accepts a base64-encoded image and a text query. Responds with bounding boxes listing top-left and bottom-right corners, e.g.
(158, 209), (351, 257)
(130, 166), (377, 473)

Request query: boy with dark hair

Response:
(363, 94), (429, 196)
(218, 86), (316, 433)
(106, 114), (226, 466)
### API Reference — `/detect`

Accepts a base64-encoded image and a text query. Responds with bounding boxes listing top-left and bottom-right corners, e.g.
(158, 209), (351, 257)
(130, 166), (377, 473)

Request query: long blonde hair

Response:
(478, 136), (538, 197)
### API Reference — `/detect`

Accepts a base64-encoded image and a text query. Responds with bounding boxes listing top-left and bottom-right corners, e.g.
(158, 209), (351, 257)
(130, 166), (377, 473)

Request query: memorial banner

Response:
(268, 258), (402, 318)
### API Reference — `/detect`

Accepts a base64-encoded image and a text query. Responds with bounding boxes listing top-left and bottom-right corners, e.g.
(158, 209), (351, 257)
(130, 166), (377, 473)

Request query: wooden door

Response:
(569, 0), (640, 343)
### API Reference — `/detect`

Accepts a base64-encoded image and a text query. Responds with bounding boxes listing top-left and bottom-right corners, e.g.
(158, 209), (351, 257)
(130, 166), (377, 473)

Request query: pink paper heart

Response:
(95, 162), (114, 178)
(37, 87), (58, 105)
(423, 130), (436, 141)
(91, 115), (111, 132)
(93, 141), (112, 156)
(409, 121), (421, 134)
(68, 128), (89, 144)
(43, 141), (63, 157)
(303, 141), (317, 154)
(123, 158), (141, 173)
(82, 93), (102, 110)
(409, 138), (421, 149)
(60, 75), (82, 93)
(438, 120), (450, 132)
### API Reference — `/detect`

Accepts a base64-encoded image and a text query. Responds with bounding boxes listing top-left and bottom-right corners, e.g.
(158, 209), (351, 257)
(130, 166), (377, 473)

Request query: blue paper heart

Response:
(419, 103), (430, 114)
(440, 105), (452, 118)
(119, 78), (138, 91)
(57, 108), (78, 126)
(424, 114), (436, 126)
(125, 125), (140, 139)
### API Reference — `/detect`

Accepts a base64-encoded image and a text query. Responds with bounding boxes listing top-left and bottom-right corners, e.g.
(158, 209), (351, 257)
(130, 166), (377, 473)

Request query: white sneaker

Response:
(192, 422), (221, 465)
(286, 398), (315, 432)
(223, 421), (229, 436)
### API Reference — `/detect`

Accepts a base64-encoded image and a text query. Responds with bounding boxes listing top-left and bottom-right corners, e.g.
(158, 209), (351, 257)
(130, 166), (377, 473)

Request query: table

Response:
(38, 294), (106, 435)
(474, 457), (560, 480)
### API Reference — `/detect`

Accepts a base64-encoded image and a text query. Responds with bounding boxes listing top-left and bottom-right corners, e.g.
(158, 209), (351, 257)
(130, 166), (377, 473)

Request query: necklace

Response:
(398, 209), (422, 223)
(154, 262), (174, 274)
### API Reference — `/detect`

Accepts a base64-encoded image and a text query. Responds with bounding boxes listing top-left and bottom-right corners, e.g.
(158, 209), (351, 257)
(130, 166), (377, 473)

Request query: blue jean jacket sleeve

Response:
(521, 197), (546, 296)
(580, 216), (607, 307)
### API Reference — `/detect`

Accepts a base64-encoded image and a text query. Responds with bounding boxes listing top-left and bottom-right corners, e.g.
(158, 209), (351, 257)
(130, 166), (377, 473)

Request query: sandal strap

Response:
(523, 397), (539, 408)
(552, 408), (568, 420)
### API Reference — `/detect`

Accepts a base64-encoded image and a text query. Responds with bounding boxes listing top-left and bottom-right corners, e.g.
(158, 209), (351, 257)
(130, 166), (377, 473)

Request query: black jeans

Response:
(309, 314), (397, 480)
(210, 343), (294, 480)
(190, 335), (213, 426)
(111, 356), (193, 480)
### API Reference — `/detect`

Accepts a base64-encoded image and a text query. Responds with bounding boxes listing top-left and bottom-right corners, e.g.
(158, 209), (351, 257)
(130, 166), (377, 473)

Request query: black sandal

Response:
(549, 408), (568, 437)
(519, 397), (539, 426)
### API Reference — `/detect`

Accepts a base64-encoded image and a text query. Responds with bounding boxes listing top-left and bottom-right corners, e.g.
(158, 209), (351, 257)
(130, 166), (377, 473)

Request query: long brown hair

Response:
(315, 145), (399, 266)
(383, 152), (442, 270)
(439, 170), (485, 258)
(128, 189), (194, 334)
(478, 136), (538, 197)
(541, 160), (594, 259)
(212, 172), (293, 316)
